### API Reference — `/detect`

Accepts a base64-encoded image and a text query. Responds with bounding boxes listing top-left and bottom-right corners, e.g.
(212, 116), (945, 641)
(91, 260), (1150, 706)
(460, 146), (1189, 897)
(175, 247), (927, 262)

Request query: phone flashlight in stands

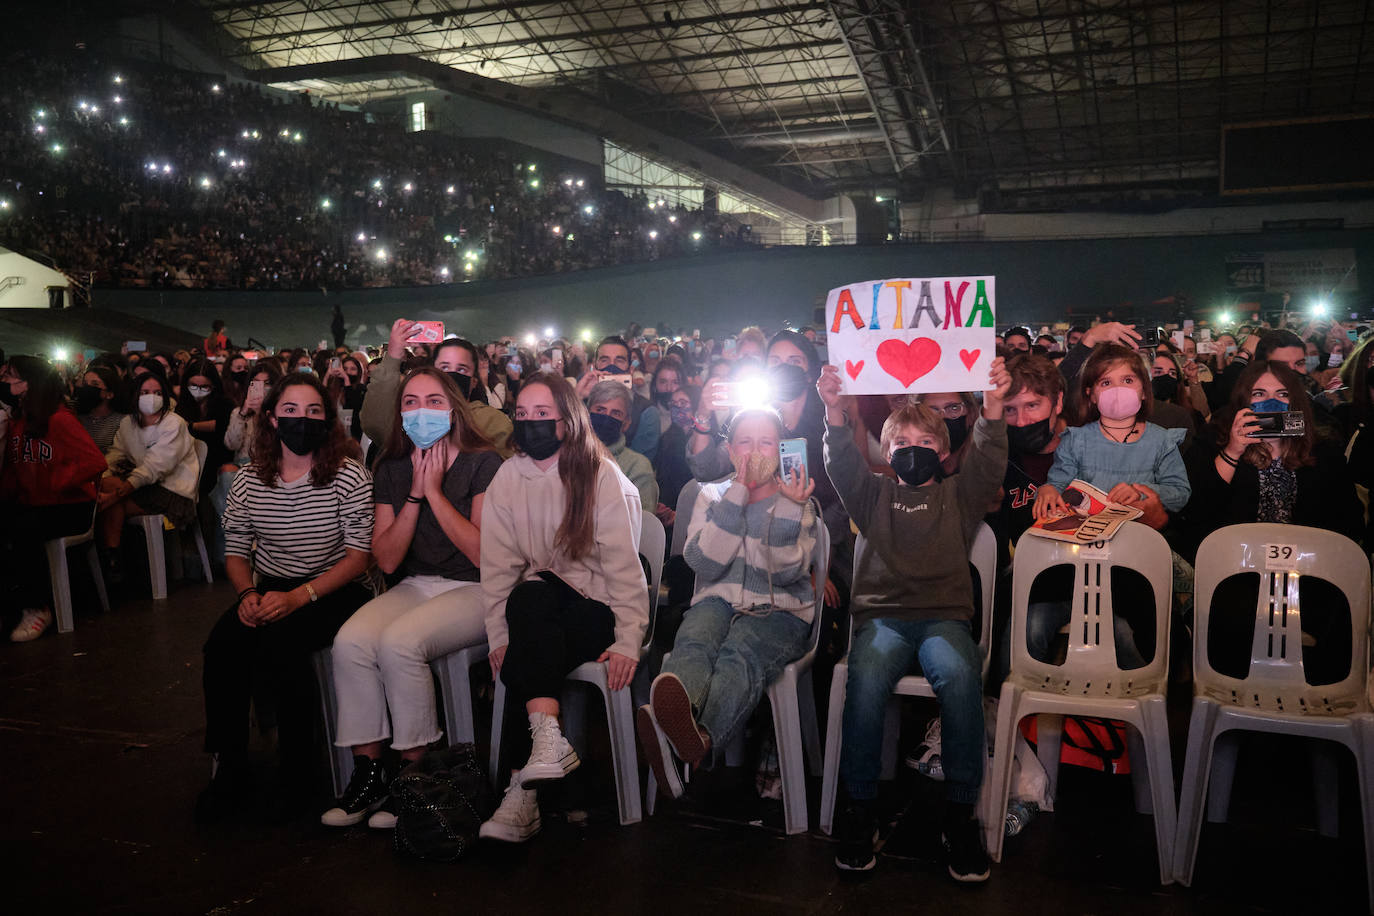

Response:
(779, 438), (808, 484)
(721, 375), (772, 410)
(125, 340), (146, 353)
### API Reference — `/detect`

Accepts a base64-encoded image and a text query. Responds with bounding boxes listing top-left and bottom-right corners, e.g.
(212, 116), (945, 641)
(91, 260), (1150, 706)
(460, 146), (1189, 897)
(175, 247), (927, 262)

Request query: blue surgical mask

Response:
(1304, 354), (1320, 372)
(297, 366), (313, 375)
(402, 407), (451, 449)
(1251, 398), (1288, 413)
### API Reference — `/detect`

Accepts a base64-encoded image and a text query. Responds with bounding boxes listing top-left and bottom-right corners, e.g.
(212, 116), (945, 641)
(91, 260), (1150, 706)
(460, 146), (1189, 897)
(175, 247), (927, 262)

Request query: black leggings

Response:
(202, 576), (370, 778)
(1, 501), (95, 611)
(500, 575), (615, 703)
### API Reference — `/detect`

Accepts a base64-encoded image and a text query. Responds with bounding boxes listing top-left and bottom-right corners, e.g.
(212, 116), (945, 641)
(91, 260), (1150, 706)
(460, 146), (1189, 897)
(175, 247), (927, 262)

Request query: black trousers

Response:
(202, 576), (370, 778)
(500, 575), (615, 703)
(2, 501), (95, 611)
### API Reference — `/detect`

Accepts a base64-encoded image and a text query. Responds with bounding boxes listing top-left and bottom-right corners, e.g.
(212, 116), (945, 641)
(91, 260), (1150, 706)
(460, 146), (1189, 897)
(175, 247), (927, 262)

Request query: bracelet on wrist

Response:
(406, 494), (425, 504)
(237, 586), (259, 602)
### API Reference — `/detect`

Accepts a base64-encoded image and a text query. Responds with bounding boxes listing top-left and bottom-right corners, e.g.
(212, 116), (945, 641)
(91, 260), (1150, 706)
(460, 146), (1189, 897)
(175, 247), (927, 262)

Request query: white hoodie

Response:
(481, 453), (647, 658)
(106, 411), (199, 501)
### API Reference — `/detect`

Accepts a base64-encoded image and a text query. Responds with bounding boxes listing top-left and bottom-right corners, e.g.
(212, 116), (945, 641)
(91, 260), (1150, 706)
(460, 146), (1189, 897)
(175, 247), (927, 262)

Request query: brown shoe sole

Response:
(650, 674), (709, 767)
(635, 706), (682, 800)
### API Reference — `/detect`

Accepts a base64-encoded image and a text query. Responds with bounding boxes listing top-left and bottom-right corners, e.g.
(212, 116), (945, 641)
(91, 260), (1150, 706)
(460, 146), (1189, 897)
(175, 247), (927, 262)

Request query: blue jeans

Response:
(209, 469), (237, 567)
(839, 617), (984, 804)
(1024, 600), (1146, 671)
(662, 596), (811, 756)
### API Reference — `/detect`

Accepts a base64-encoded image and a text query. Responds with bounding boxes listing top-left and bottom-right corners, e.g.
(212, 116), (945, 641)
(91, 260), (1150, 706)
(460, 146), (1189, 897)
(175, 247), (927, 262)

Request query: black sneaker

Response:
(943, 804), (990, 883)
(834, 797), (878, 872)
(320, 756), (389, 827)
(193, 755), (250, 824)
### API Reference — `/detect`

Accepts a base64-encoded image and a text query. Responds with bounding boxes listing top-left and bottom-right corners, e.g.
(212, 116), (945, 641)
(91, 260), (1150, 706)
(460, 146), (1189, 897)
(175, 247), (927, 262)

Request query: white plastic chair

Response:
(983, 523), (1177, 884)
(818, 522), (996, 834)
(669, 480), (702, 559)
(129, 438), (213, 600)
(647, 505), (830, 835)
(1173, 523), (1374, 911)
(44, 507), (110, 634)
(486, 510), (665, 825)
(312, 646), (358, 798)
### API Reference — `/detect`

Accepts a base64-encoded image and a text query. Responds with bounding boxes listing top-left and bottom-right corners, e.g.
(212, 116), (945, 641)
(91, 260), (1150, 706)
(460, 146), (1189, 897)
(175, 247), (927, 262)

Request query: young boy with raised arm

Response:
(819, 357), (1010, 881)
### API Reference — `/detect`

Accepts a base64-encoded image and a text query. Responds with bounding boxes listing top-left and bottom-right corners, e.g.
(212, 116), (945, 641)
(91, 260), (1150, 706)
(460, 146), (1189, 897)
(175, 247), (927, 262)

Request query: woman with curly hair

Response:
(196, 373), (375, 822)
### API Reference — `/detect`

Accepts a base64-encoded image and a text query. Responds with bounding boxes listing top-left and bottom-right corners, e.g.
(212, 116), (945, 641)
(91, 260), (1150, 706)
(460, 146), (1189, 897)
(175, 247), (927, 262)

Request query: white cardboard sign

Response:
(824, 276), (997, 394)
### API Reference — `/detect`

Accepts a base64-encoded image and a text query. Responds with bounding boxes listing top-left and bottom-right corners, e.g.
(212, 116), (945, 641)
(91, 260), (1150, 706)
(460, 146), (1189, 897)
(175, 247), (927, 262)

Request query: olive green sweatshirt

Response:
(822, 417), (1006, 623)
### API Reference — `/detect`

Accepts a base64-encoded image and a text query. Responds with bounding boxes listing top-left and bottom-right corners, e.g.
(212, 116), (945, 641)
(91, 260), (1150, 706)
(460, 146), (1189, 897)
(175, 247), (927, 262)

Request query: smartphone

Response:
(603, 371), (633, 390)
(125, 340), (146, 352)
(551, 349), (565, 370)
(330, 357), (342, 372)
(779, 438), (808, 484)
(1248, 411), (1306, 438)
(1350, 329), (1360, 342)
(1137, 326), (1162, 348)
(405, 321), (444, 345)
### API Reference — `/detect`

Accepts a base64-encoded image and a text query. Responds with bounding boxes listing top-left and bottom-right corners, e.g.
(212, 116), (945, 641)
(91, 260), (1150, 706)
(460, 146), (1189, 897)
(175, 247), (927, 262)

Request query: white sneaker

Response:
(516, 712), (580, 786)
(479, 771), (541, 843)
(10, 607), (53, 643)
(904, 716), (944, 780)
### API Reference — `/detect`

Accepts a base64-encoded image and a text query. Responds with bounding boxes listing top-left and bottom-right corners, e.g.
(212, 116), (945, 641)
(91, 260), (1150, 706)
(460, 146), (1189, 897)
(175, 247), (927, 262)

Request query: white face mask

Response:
(138, 393), (164, 416)
(188, 385), (211, 401)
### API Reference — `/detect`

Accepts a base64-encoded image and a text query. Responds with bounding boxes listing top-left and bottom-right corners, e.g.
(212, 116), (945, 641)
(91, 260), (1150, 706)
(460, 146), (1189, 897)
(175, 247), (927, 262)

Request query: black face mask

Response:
(447, 371), (474, 400)
(1151, 375), (1179, 403)
(74, 385), (104, 412)
(890, 445), (942, 487)
(653, 389), (675, 408)
(276, 416), (330, 456)
(228, 370), (249, 386)
(588, 411), (623, 446)
(0, 382), (19, 408)
(943, 417), (969, 452)
(513, 419), (561, 460)
(1007, 417), (1055, 454)
(769, 363), (810, 403)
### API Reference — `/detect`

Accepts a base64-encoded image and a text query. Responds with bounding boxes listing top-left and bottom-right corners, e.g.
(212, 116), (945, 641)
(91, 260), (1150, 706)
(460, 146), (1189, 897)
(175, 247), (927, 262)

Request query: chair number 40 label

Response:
(1262, 544), (1299, 570)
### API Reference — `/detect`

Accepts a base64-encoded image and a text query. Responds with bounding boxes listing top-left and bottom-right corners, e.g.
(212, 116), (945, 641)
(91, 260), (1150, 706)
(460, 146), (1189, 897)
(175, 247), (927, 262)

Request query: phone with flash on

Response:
(779, 438), (808, 484)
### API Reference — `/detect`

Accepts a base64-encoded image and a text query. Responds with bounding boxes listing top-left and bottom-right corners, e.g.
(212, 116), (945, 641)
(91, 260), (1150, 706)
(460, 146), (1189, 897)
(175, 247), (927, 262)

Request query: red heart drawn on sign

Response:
(845, 359), (864, 380)
(959, 349), (980, 370)
(876, 338), (941, 388)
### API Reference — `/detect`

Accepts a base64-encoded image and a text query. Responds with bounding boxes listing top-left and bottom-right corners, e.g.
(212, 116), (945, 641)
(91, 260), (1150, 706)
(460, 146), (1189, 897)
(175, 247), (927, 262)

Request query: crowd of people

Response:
(0, 51), (755, 291)
(2, 305), (1371, 883)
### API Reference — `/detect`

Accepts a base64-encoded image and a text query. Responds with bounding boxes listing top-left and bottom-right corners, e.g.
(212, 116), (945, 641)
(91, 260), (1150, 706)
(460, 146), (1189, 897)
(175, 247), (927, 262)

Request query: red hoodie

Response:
(1, 406), (107, 506)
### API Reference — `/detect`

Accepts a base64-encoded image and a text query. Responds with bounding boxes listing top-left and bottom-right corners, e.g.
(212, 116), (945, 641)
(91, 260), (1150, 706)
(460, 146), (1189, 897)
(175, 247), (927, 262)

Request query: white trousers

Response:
(331, 575), (485, 750)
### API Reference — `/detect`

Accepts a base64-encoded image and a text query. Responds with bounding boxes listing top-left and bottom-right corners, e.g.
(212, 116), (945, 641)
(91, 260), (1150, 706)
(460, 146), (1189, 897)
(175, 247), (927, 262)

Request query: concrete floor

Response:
(1, 576), (1368, 915)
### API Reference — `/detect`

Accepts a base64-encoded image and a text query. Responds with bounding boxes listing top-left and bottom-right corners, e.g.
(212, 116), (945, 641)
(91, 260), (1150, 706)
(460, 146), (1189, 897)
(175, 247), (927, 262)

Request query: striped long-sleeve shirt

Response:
(223, 457), (374, 579)
(684, 480), (818, 621)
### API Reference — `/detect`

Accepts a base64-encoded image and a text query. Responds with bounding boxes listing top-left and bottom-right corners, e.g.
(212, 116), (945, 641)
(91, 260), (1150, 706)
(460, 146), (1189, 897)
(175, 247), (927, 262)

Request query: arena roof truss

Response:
(198, 0), (1374, 205)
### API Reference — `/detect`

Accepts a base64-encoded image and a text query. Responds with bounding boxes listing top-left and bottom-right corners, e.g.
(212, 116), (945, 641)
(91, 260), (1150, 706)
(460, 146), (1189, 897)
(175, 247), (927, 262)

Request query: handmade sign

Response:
(825, 276), (997, 394)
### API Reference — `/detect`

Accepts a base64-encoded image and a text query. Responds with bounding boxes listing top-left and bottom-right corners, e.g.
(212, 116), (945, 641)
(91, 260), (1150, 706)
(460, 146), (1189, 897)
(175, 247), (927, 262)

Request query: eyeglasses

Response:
(927, 402), (967, 418)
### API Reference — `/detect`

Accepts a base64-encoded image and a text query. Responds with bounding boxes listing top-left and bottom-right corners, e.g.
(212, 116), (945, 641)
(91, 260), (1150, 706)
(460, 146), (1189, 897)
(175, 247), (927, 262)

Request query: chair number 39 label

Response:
(1262, 544), (1299, 570)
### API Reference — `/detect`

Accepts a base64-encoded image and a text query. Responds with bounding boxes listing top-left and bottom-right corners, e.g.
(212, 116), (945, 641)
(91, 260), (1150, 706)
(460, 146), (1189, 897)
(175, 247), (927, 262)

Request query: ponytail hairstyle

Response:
(518, 371), (606, 562)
